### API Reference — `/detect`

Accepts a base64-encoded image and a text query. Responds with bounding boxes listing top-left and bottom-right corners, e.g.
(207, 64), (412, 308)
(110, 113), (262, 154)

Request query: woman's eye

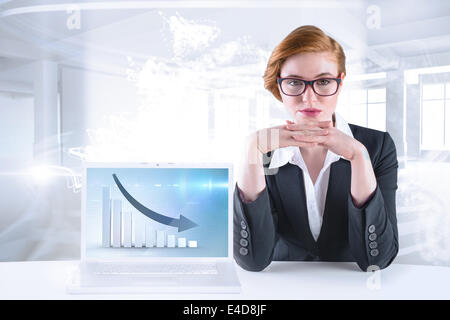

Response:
(317, 79), (330, 86)
(288, 80), (301, 86)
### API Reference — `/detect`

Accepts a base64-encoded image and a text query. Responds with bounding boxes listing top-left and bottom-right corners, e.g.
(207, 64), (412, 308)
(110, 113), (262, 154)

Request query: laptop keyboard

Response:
(91, 262), (219, 275)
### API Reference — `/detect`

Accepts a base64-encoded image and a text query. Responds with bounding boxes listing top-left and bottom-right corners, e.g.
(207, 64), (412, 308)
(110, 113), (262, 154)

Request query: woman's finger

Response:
(291, 141), (318, 148)
(286, 120), (331, 131)
(292, 134), (327, 143)
(306, 129), (329, 136)
(288, 128), (329, 136)
(279, 134), (318, 148)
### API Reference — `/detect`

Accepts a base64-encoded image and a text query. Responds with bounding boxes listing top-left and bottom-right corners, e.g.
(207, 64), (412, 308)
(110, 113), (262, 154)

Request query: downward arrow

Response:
(112, 173), (198, 232)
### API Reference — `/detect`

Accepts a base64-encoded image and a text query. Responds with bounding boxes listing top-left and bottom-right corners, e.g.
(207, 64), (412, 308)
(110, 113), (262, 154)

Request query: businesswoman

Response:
(234, 25), (399, 272)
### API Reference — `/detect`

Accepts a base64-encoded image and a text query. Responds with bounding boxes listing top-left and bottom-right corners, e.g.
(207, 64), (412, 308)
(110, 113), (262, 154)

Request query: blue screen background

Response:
(86, 167), (229, 258)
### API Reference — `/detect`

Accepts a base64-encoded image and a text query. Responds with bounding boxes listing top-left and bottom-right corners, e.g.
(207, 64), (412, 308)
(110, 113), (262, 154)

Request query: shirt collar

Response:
(268, 111), (354, 169)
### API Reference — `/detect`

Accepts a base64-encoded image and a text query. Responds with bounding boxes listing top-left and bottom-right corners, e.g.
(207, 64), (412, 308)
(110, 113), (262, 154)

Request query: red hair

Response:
(263, 25), (346, 102)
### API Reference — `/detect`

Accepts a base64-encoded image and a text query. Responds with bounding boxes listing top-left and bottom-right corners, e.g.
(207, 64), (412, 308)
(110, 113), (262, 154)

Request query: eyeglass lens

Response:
(280, 78), (339, 96)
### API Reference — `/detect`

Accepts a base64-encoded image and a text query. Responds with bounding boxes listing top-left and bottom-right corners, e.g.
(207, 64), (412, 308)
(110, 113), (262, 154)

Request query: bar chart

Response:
(101, 186), (198, 249)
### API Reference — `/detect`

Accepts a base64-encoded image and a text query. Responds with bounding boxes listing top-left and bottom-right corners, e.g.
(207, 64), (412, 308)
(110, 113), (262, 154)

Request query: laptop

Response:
(67, 162), (241, 294)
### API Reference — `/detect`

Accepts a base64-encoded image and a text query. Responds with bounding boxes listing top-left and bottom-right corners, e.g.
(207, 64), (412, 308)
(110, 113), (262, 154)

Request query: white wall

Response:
(61, 66), (140, 167)
(0, 92), (34, 168)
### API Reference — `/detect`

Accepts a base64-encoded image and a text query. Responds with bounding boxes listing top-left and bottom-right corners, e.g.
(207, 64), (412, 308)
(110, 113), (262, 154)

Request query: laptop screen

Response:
(84, 166), (229, 259)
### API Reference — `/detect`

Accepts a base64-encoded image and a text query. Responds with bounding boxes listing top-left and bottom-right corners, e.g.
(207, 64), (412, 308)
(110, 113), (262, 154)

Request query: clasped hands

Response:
(255, 112), (362, 161)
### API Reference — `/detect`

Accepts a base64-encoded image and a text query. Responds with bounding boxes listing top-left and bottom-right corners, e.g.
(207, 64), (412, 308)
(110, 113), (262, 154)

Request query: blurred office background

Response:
(0, 0), (449, 266)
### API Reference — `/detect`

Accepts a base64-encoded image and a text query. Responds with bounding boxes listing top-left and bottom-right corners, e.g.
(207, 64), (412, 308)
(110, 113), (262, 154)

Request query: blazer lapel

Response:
(274, 163), (319, 254)
(316, 158), (352, 248)
(274, 158), (352, 255)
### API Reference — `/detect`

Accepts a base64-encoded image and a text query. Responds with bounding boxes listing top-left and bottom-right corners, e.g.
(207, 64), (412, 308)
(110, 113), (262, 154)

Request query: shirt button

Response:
(368, 225), (376, 233)
(370, 249), (379, 257)
(239, 247), (248, 256)
(368, 233), (377, 241)
(240, 230), (248, 238)
(240, 239), (248, 247)
(241, 221), (247, 230)
(369, 241), (378, 249)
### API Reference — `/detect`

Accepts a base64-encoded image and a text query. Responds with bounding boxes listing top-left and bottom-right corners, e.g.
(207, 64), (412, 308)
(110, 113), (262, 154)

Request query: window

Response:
(337, 87), (386, 131)
(421, 83), (449, 150)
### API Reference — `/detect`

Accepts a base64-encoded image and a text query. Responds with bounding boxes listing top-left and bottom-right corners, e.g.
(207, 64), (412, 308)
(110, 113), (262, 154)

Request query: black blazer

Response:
(233, 123), (399, 272)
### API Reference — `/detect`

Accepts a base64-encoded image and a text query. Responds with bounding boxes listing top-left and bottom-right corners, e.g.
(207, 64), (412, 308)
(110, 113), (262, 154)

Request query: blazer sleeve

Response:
(233, 180), (278, 272)
(347, 131), (399, 272)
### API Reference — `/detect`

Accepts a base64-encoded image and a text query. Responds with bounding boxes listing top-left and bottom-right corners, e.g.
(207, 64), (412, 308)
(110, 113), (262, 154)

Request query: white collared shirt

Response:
(268, 111), (354, 242)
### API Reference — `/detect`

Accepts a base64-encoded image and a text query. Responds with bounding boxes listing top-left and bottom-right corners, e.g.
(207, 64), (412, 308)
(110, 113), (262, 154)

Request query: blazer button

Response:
(239, 247), (248, 256)
(240, 239), (248, 247)
(369, 241), (378, 249)
(368, 225), (376, 233)
(370, 249), (379, 257)
(240, 230), (248, 238)
(368, 233), (377, 241)
(241, 221), (247, 230)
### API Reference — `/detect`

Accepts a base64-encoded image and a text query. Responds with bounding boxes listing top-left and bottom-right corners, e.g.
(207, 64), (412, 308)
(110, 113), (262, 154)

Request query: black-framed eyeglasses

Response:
(277, 77), (342, 97)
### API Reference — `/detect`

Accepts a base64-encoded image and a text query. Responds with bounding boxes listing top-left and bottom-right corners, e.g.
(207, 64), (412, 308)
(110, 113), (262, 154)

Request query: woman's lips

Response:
(298, 109), (322, 117)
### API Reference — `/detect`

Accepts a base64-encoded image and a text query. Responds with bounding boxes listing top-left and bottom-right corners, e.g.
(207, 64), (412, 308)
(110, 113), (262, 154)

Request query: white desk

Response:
(1, 260), (449, 299)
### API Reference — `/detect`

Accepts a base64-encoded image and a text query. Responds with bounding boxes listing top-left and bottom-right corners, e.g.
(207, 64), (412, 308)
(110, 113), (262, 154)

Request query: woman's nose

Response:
(301, 84), (318, 102)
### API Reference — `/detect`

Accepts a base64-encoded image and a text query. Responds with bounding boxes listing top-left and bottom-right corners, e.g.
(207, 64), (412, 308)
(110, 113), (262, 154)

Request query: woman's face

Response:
(279, 51), (345, 123)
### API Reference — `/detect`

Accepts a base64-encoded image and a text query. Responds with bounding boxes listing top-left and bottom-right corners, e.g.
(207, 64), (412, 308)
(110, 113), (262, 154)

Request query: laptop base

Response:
(66, 261), (241, 294)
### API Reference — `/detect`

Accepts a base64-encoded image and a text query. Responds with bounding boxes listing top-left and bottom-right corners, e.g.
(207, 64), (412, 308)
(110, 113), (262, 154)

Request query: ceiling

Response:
(0, 0), (449, 80)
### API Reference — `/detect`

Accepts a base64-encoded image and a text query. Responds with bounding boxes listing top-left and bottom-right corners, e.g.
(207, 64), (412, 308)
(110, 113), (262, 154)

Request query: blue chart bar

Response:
(156, 230), (166, 248)
(111, 199), (122, 248)
(101, 186), (111, 248)
(178, 238), (187, 248)
(133, 211), (145, 248)
(167, 235), (176, 248)
(101, 187), (198, 248)
(145, 223), (155, 247)
(122, 210), (132, 247)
